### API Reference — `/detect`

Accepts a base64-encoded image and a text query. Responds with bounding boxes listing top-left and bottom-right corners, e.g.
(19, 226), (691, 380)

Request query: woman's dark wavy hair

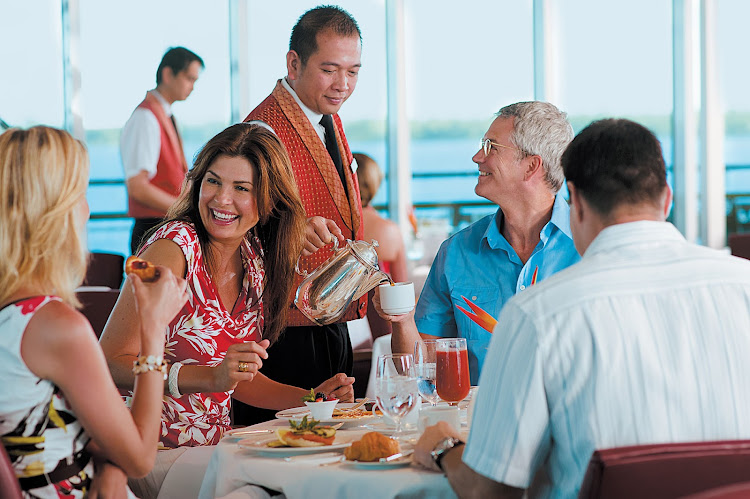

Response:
(156, 123), (306, 344)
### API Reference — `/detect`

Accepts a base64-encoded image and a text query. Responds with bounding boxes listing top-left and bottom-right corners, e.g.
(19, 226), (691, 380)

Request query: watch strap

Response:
(431, 436), (464, 471)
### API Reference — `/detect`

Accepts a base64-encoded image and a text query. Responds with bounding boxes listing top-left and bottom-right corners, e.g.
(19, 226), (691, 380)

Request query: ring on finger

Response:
(238, 362), (249, 373)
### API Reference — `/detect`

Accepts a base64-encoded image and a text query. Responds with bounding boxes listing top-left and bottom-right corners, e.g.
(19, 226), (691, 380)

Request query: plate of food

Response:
(275, 403), (380, 427)
(342, 431), (412, 469)
(238, 417), (356, 455)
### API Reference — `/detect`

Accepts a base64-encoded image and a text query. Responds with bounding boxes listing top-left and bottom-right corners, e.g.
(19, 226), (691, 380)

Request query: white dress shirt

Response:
(464, 221), (750, 498)
(120, 90), (172, 180)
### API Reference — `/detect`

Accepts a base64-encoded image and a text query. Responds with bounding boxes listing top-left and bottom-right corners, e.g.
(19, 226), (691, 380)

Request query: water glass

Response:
(414, 340), (439, 406)
(375, 354), (419, 439)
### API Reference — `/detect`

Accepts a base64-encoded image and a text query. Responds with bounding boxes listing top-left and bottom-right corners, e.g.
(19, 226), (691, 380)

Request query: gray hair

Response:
(497, 101), (573, 192)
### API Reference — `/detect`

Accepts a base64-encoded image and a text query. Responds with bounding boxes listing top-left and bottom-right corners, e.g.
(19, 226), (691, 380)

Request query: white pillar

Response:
(672, 0), (699, 242)
(699, 0), (726, 248)
(385, 0), (411, 235)
(61, 0), (84, 141)
(229, 0), (250, 123)
(533, 0), (560, 104)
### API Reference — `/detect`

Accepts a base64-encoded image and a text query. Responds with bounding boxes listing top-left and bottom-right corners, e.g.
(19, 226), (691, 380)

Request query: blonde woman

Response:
(0, 126), (188, 497)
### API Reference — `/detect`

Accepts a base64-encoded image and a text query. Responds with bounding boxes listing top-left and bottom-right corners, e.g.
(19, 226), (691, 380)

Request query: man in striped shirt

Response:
(414, 119), (750, 498)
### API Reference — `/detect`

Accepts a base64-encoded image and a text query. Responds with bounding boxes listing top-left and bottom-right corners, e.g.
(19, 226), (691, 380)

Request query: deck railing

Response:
(88, 165), (750, 236)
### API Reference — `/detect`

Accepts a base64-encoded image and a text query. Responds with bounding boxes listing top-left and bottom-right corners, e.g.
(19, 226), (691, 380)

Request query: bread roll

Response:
(344, 431), (400, 461)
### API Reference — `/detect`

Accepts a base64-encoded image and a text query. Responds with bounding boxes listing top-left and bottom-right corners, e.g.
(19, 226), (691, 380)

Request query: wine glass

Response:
(375, 354), (419, 439)
(436, 338), (470, 406)
(414, 340), (439, 406)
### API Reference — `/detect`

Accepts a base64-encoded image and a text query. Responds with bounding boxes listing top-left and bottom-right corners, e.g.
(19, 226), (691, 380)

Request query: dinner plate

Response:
(275, 403), (379, 427)
(344, 457), (413, 469)
(237, 432), (358, 456)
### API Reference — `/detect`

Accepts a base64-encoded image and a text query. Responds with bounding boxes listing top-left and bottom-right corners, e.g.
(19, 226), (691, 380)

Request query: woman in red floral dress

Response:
(100, 124), (355, 497)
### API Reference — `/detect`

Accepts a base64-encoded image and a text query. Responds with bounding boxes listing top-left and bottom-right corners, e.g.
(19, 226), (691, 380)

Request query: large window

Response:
(555, 0), (674, 217)
(5, 1), (749, 256)
(717, 0), (750, 233)
(79, 0), (232, 257)
(404, 0), (534, 227)
(1, 1), (65, 128)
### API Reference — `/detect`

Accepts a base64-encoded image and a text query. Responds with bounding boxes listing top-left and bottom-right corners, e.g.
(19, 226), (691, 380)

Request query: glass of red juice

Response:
(436, 338), (470, 406)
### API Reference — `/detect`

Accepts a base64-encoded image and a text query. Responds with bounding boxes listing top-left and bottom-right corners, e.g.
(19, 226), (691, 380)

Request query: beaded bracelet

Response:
(132, 355), (168, 380)
(168, 362), (183, 398)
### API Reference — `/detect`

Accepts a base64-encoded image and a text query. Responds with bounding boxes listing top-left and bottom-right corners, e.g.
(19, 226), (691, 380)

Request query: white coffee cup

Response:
(418, 405), (461, 433)
(379, 281), (415, 315)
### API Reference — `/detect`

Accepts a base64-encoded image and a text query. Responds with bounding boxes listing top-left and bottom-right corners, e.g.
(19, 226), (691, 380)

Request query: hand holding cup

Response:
(377, 282), (415, 316)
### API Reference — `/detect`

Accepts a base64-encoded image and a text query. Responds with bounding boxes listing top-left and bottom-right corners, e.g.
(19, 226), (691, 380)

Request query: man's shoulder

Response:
(124, 106), (157, 126)
(245, 93), (280, 121)
(509, 240), (750, 318)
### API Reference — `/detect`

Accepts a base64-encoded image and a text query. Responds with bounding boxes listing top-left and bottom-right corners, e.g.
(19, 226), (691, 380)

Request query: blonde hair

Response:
(354, 153), (383, 207)
(0, 127), (89, 307)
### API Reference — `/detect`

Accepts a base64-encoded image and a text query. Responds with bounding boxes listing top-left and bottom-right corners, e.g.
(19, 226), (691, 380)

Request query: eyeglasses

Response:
(479, 138), (518, 157)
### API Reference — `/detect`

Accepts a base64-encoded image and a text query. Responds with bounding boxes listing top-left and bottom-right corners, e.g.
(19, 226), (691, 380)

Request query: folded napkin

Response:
(283, 452), (344, 466)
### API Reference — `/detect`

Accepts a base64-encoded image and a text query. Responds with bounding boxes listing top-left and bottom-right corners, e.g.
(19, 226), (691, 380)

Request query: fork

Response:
(334, 398), (369, 414)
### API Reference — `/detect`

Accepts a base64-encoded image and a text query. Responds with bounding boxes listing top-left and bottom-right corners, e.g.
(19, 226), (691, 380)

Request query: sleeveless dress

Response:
(124, 221), (265, 448)
(0, 296), (94, 498)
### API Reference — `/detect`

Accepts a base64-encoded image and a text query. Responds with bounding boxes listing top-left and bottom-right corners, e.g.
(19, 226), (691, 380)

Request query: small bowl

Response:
(305, 399), (339, 420)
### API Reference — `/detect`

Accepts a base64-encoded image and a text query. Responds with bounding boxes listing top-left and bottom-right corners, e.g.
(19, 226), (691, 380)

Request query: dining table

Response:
(198, 413), (464, 499)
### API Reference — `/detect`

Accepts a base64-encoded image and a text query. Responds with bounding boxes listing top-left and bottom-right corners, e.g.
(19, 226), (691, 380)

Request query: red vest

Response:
(245, 80), (366, 326)
(127, 92), (188, 218)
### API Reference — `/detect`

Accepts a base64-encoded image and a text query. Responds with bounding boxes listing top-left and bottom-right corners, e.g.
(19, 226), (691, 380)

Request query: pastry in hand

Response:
(125, 256), (160, 282)
(344, 431), (400, 461)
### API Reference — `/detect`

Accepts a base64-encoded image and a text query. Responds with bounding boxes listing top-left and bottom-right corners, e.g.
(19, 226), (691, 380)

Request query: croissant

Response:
(344, 431), (400, 462)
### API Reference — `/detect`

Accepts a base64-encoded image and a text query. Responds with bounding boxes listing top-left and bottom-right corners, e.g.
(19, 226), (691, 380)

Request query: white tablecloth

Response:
(198, 418), (457, 499)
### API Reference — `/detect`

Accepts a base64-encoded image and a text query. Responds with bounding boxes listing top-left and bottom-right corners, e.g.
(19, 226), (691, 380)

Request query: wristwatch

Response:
(430, 436), (464, 471)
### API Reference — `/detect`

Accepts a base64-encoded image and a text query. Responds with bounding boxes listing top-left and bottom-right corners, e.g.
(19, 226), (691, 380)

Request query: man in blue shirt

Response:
(378, 101), (580, 383)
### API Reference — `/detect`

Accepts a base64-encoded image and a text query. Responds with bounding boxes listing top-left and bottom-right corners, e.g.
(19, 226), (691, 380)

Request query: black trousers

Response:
(130, 217), (162, 255)
(232, 322), (353, 425)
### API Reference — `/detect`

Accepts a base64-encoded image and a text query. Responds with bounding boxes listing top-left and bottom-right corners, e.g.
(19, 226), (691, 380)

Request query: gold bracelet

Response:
(132, 355), (168, 380)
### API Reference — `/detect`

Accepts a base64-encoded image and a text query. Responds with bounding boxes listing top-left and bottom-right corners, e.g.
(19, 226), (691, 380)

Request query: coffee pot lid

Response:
(348, 239), (380, 268)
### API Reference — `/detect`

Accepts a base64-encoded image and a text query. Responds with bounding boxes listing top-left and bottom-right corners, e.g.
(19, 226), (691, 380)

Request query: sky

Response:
(2, 0), (750, 131)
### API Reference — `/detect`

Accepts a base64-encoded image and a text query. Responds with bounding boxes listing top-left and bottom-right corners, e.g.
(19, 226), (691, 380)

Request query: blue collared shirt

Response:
(414, 193), (581, 384)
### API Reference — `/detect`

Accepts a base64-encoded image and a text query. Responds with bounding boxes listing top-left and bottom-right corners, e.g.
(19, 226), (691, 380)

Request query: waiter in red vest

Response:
(121, 46), (203, 254)
(238, 6), (362, 424)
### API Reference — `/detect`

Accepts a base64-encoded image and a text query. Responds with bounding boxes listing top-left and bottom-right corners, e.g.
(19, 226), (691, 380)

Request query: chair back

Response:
(578, 440), (750, 499)
(684, 481), (750, 499)
(728, 233), (750, 260)
(84, 252), (125, 289)
(78, 289), (120, 338)
(0, 443), (22, 499)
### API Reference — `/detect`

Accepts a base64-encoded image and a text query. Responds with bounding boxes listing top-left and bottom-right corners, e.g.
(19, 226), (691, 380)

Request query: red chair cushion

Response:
(578, 440), (750, 499)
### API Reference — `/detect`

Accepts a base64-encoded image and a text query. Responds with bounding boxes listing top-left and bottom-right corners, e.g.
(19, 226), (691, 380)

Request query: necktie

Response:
(319, 114), (347, 189)
(170, 115), (181, 141)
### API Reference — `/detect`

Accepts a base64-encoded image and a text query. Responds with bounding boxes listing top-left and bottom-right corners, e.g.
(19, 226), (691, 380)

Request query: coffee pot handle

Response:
(295, 237), (340, 277)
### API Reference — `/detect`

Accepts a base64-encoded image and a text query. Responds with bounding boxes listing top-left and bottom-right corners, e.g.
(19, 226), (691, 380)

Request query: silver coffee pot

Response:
(295, 239), (393, 325)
